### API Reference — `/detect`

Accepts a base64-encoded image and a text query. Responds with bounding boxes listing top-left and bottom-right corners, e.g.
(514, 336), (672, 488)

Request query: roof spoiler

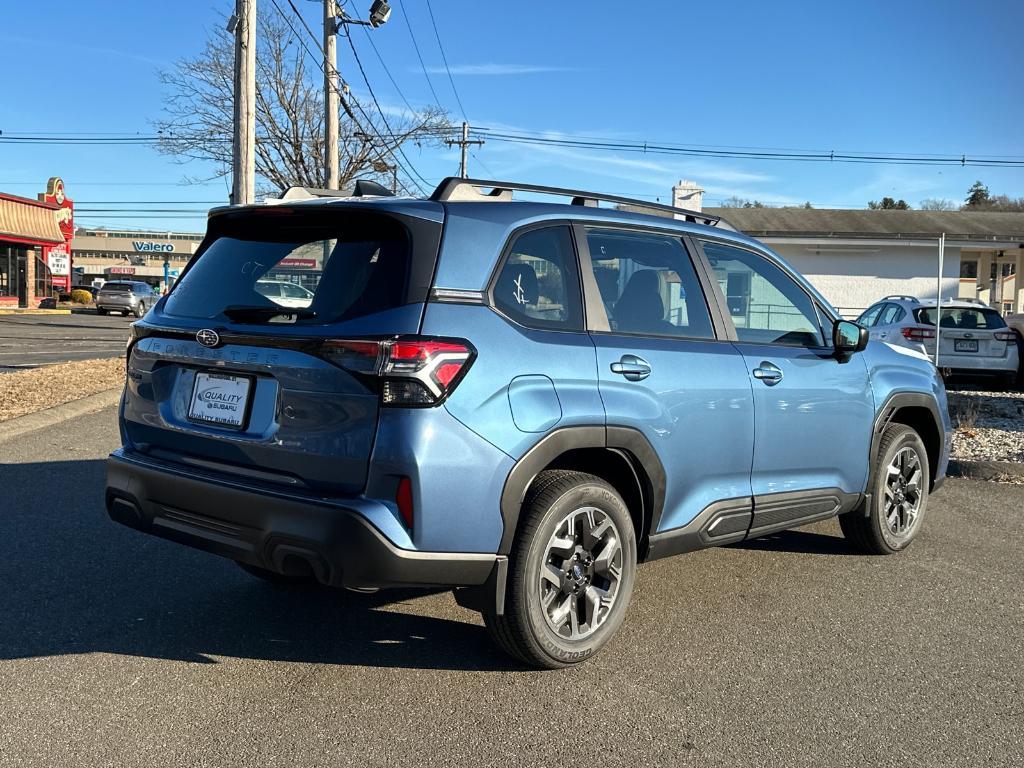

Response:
(430, 177), (732, 229)
(271, 180), (395, 203)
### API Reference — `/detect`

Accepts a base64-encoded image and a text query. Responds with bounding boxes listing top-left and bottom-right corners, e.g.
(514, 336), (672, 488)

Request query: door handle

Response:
(610, 354), (651, 381)
(752, 361), (783, 386)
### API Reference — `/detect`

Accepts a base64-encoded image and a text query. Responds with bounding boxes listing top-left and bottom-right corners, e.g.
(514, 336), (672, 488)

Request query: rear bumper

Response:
(105, 449), (504, 593)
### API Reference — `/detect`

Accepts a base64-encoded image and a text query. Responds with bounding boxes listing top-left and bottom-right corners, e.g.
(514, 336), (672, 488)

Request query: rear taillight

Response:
(901, 326), (936, 342)
(318, 337), (475, 407)
(994, 331), (1017, 342)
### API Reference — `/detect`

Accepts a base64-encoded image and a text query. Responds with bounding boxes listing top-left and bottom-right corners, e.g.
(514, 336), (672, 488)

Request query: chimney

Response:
(672, 180), (703, 214)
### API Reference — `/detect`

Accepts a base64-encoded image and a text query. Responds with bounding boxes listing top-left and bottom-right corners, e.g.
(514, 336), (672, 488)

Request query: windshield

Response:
(914, 306), (1006, 330)
(164, 211), (412, 324)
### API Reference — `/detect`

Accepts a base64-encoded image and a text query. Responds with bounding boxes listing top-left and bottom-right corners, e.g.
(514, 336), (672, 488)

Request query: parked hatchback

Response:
(857, 295), (1018, 386)
(96, 280), (153, 318)
(106, 179), (950, 668)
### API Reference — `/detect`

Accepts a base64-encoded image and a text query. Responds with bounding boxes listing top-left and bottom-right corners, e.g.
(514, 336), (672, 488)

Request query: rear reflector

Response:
(396, 477), (414, 529)
(901, 326), (936, 342)
(318, 336), (475, 407)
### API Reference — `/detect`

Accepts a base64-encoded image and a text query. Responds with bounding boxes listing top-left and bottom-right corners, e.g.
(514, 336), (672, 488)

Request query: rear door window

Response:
(584, 227), (714, 339)
(164, 210), (425, 324)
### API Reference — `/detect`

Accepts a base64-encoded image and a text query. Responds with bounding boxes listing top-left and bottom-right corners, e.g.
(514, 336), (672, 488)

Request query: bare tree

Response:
(919, 198), (957, 211)
(153, 6), (450, 195)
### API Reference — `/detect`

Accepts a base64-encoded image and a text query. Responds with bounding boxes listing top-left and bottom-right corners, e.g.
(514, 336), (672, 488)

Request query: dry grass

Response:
(0, 358), (125, 423)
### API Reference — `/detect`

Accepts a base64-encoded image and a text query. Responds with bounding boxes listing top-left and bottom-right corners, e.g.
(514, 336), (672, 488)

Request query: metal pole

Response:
(231, 0), (257, 205)
(934, 232), (945, 367)
(324, 0), (340, 189)
(460, 121), (469, 178)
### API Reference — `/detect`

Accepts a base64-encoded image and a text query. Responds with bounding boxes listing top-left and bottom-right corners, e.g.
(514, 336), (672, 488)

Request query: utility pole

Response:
(323, 0), (340, 189)
(445, 122), (484, 178)
(230, 0), (256, 205)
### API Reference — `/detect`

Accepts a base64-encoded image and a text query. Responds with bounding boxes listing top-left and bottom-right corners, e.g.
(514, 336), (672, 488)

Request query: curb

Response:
(0, 387), (122, 444)
(947, 458), (1024, 482)
(0, 309), (72, 316)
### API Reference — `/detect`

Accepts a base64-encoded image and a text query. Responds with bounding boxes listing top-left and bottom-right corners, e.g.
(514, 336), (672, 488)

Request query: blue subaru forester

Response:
(107, 178), (951, 668)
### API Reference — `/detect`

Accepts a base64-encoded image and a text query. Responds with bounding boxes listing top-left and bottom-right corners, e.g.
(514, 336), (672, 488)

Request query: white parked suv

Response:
(857, 295), (1019, 387)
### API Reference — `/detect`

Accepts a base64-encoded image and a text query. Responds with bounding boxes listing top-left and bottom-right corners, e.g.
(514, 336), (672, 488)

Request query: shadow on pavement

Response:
(731, 528), (860, 556)
(0, 459), (521, 672)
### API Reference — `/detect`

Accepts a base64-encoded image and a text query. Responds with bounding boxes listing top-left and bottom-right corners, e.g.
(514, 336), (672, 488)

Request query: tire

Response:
(484, 470), (637, 669)
(134, 302), (146, 318)
(96, 307), (107, 315)
(236, 561), (314, 586)
(840, 424), (931, 555)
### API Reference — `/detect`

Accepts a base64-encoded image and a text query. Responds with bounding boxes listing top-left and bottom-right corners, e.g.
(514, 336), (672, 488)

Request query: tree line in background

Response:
(721, 182), (1024, 212)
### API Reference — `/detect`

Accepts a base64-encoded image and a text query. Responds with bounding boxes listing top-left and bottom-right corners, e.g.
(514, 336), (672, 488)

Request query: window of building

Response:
(960, 260), (978, 279)
(585, 228), (713, 339)
(701, 240), (824, 347)
(492, 226), (583, 331)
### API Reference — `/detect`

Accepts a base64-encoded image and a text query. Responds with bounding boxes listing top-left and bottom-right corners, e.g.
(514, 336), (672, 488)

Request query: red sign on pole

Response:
(39, 177), (74, 291)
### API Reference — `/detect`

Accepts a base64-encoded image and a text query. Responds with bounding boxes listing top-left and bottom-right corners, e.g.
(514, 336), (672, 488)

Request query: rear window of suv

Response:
(101, 283), (132, 292)
(914, 306), (1006, 330)
(164, 210), (431, 324)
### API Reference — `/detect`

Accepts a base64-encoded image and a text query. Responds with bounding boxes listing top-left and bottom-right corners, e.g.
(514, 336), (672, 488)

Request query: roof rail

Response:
(880, 294), (920, 304)
(274, 180), (395, 202)
(959, 297), (988, 306)
(430, 177), (731, 228)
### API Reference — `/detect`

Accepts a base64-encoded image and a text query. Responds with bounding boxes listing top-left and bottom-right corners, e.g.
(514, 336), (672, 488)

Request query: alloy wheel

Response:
(538, 506), (623, 640)
(883, 446), (924, 541)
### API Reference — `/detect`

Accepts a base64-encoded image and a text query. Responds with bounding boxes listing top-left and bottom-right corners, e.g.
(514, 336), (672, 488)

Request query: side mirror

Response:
(834, 320), (868, 354)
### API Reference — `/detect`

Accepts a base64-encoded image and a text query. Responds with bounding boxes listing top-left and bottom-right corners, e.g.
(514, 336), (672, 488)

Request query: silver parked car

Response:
(96, 281), (153, 318)
(857, 295), (1019, 386)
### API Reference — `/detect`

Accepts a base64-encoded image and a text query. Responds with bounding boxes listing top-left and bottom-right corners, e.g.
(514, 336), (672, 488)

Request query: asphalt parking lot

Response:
(0, 312), (132, 369)
(0, 408), (1021, 768)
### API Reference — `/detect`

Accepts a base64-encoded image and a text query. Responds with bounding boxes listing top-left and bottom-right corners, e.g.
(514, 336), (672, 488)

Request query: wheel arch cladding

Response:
(497, 426), (665, 555)
(872, 393), (943, 491)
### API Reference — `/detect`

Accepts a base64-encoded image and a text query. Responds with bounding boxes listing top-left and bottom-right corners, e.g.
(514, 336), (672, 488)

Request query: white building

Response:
(703, 207), (1024, 317)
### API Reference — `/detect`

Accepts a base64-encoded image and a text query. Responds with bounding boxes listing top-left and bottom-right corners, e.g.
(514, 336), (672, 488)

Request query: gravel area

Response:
(948, 389), (1024, 466)
(0, 357), (125, 423)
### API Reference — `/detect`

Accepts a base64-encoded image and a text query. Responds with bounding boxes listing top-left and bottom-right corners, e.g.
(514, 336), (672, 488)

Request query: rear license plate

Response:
(954, 339), (978, 353)
(188, 372), (252, 428)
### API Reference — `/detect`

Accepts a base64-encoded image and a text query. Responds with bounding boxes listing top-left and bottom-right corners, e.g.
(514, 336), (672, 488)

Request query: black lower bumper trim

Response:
(105, 450), (502, 592)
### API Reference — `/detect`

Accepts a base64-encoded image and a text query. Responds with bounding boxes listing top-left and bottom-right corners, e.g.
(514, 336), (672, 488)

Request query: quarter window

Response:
(701, 240), (824, 347)
(584, 228), (714, 339)
(492, 226), (583, 331)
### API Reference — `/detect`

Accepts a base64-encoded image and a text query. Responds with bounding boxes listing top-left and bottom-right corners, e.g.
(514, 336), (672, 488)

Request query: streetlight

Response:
(334, 0), (391, 30)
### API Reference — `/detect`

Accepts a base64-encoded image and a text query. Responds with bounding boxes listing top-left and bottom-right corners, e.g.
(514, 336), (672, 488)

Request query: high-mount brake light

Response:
(318, 337), (475, 406)
(901, 326), (936, 342)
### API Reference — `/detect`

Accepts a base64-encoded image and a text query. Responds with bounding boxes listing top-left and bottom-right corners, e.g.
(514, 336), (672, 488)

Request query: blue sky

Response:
(1, 0), (1022, 232)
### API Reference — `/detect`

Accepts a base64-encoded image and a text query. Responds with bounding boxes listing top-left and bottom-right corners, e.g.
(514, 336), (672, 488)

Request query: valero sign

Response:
(133, 241), (175, 253)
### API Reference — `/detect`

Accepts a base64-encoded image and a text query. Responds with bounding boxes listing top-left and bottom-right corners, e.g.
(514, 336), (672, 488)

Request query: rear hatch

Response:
(98, 282), (134, 305)
(914, 306), (1014, 363)
(123, 203), (442, 494)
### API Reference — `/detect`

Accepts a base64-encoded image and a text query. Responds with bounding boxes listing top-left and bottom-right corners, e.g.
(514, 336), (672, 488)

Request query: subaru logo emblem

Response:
(196, 329), (220, 348)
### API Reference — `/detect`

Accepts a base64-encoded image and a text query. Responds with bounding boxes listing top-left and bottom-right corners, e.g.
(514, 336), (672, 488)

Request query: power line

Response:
(423, 0), (468, 121)
(358, 24), (417, 116)
(395, 0), (444, 108)
(340, 26), (432, 192)
(470, 129), (1024, 168)
(272, 0), (429, 193)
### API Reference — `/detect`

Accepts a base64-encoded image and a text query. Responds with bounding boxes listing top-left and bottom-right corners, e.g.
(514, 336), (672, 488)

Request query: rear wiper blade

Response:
(222, 305), (317, 322)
